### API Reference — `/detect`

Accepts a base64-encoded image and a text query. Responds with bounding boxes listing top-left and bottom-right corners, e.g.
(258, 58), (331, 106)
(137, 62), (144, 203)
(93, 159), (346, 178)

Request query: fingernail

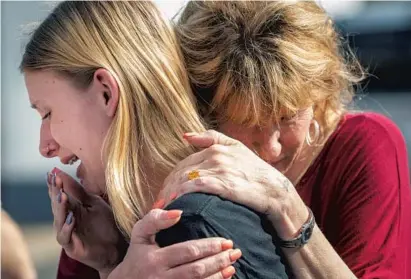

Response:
(57, 189), (62, 203)
(222, 266), (235, 278)
(46, 172), (50, 185)
(65, 211), (73, 225)
(51, 167), (61, 174)
(221, 240), (233, 251)
(169, 192), (178, 201)
(183, 132), (199, 138)
(166, 210), (183, 219)
(152, 199), (165, 209)
(229, 249), (242, 262)
(51, 173), (57, 187)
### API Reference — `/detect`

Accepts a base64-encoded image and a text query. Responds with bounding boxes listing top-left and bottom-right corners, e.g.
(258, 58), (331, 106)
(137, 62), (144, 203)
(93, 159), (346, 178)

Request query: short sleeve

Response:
(155, 193), (289, 279)
(329, 113), (411, 278)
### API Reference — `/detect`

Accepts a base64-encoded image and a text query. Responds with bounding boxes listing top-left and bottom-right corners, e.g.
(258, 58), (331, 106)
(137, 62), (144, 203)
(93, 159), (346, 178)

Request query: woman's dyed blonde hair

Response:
(20, 1), (205, 237)
(176, 1), (366, 141)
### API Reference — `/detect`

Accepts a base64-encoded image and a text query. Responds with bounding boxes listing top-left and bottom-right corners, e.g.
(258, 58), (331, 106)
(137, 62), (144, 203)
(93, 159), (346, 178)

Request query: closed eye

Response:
(42, 112), (51, 120)
(280, 114), (297, 122)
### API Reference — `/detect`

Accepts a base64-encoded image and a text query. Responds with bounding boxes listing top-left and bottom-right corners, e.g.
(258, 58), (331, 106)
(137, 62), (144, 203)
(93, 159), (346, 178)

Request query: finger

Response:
(50, 172), (64, 217)
(46, 171), (53, 198)
(162, 146), (227, 194)
(53, 189), (70, 233)
(167, 249), (241, 279)
(131, 209), (183, 245)
(57, 211), (75, 248)
(161, 168), (215, 205)
(57, 171), (92, 204)
(178, 176), (225, 197)
(162, 151), (207, 189)
(157, 237), (233, 267)
(183, 130), (239, 148)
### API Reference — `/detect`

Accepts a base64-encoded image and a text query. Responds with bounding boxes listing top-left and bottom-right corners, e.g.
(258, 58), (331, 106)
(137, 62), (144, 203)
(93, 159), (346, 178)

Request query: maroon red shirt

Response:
(57, 112), (411, 279)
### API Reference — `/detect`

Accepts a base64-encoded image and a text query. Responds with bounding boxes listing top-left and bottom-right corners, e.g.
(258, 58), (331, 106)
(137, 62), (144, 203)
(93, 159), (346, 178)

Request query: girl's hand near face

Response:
(47, 168), (128, 274)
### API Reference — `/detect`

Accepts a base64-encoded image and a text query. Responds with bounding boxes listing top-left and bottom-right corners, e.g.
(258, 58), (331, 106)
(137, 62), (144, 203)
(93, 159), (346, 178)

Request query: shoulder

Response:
(323, 112), (408, 166)
(157, 193), (289, 279)
(317, 111), (410, 200)
(165, 192), (264, 223)
(335, 112), (406, 148)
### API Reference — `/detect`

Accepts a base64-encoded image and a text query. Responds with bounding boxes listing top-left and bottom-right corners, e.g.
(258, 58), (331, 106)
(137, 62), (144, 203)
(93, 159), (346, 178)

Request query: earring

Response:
(306, 119), (320, 146)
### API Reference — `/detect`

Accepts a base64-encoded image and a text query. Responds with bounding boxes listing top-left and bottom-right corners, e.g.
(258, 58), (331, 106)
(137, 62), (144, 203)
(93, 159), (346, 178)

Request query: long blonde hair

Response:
(176, 1), (366, 143)
(20, 1), (205, 238)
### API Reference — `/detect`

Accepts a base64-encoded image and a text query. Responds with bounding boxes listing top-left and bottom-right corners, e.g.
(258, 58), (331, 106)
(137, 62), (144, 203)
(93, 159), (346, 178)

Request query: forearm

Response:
(282, 225), (357, 279)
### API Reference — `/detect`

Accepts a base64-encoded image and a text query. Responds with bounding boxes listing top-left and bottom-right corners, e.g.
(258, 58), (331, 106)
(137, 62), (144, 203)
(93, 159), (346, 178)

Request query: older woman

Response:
(43, 1), (411, 279)
(158, 1), (411, 278)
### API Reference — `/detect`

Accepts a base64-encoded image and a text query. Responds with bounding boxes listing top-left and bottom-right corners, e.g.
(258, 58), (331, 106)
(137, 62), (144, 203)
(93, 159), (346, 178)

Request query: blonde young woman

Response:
(21, 1), (292, 279)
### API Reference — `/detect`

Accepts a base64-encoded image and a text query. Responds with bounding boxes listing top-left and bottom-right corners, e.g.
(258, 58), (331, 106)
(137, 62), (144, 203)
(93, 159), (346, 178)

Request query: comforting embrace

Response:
(21, 1), (410, 279)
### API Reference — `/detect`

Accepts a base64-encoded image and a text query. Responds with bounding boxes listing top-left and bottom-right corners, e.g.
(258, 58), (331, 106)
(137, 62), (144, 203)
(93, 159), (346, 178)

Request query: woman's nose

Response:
(39, 141), (59, 158)
(39, 122), (59, 158)
(253, 127), (282, 163)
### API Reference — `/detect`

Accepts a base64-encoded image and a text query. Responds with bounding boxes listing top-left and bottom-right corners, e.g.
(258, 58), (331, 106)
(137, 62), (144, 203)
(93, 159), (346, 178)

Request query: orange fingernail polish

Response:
(152, 199), (165, 209)
(166, 210), (183, 219)
(170, 192), (178, 201)
(222, 266), (235, 278)
(229, 249), (242, 262)
(221, 240), (233, 250)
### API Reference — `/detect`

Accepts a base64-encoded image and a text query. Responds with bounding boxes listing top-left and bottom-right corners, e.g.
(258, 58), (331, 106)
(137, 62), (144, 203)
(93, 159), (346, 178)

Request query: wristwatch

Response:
(278, 207), (315, 248)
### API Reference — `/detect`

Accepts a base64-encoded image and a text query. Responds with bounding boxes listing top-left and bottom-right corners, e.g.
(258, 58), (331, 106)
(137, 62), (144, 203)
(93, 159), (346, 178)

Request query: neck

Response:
(288, 111), (344, 186)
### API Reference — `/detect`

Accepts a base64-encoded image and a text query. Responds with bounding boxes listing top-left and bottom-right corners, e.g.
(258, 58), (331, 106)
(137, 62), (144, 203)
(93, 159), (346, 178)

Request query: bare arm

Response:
(280, 225), (356, 279)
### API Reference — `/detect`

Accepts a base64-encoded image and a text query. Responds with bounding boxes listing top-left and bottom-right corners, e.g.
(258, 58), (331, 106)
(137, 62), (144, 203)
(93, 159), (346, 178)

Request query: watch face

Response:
(302, 226), (313, 243)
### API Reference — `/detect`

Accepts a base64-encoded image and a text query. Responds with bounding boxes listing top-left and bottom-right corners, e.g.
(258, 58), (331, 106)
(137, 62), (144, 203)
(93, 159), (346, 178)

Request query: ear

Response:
(92, 68), (120, 118)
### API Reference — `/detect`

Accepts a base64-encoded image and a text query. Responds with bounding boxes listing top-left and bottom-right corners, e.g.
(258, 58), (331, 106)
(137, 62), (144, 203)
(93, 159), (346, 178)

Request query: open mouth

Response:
(68, 155), (79, 165)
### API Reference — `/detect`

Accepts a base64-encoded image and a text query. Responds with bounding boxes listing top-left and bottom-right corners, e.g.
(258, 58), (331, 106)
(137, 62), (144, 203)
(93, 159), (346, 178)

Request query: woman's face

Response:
(218, 108), (315, 183)
(25, 69), (119, 195)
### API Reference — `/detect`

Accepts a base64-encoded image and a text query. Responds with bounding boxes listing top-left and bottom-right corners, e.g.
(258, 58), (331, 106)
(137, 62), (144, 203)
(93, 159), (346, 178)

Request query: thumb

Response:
(183, 129), (239, 148)
(55, 170), (92, 204)
(131, 209), (182, 245)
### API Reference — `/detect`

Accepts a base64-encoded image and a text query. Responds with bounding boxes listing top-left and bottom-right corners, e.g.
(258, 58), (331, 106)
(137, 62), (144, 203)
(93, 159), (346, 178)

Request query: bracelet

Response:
(278, 206), (315, 248)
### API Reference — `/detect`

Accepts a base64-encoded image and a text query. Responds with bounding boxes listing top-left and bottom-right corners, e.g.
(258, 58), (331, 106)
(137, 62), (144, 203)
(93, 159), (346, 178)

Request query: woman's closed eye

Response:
(280, 113), (297, 123)
(42, 112), (51, 120)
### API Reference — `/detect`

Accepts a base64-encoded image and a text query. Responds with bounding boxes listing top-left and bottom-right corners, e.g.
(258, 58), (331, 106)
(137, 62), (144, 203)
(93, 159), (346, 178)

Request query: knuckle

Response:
(216, 167), (230, 176)
(205, 129), (217, 137)
(209, 144), (225, 154)
(190, 263), (206, 279)
(209, 154), (224, 165)
(147, 208), (163, 220)
(186, 244), (201, 258)
(209, 239), (222, 253)
(217, 252), (231, 268)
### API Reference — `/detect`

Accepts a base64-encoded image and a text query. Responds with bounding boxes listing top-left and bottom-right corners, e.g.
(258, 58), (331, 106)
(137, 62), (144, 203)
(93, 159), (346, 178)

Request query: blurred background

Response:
(1, 1), (410, 278)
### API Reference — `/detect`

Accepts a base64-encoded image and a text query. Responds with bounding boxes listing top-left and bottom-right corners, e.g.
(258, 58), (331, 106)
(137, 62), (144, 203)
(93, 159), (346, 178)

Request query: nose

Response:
(39, 121), (59, 158)
(253, 125), (282, 163)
